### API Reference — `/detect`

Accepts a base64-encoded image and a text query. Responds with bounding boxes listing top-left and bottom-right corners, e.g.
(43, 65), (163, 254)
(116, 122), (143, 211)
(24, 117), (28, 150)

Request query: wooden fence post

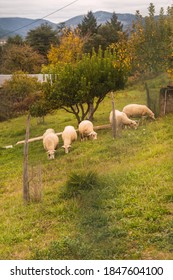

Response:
(145, 82), (150, 108)
(23, 114), (30, 203)
(164, 88), (168, 115)
(111, 92), (116, 139)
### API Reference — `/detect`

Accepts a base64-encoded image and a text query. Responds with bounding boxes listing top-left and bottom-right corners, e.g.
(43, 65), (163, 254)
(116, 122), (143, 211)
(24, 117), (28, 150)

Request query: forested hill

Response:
(0, 11), (136, 38)
(0, 17), (57, 38)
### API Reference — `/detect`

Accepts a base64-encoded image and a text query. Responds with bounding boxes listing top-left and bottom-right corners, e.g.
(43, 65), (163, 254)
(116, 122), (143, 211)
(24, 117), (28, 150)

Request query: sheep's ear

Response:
(68, 145), (71, 148)
(62, 145), (65, 149)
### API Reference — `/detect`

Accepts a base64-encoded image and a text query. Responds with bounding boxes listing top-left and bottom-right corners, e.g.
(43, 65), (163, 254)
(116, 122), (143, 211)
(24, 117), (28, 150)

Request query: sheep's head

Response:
(150, 113), (155, 120)
(130, 121), (138, 129)
(47, 150), (55, 160)
(89, 131), (97, 140)
(62, 145), (71, 154)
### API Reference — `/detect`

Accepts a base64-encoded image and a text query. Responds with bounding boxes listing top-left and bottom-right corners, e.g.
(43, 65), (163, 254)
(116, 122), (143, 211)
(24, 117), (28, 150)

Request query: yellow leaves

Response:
(167, 69), (173, 82)
(167, 52), (173, 82)
(109, 41), (132, 73)
(47, 29), (84, 65)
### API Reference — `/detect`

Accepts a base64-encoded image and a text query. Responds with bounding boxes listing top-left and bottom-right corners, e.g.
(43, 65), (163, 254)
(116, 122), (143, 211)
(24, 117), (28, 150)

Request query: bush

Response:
(63, 171), (100, 198)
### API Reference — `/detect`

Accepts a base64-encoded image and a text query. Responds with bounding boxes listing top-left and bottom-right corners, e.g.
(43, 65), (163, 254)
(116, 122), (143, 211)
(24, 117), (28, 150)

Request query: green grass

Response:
(0, 74), (172, 260)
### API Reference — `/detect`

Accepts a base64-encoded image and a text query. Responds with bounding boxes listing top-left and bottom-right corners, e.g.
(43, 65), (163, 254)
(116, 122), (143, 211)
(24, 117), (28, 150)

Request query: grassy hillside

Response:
(0, 74), (172, 260)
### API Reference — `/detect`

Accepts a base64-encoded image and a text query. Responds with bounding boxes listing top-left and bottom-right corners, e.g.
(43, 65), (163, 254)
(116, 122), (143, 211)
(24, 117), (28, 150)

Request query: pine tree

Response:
(78, 11), (98, 36)
(26, 23), (58, 58)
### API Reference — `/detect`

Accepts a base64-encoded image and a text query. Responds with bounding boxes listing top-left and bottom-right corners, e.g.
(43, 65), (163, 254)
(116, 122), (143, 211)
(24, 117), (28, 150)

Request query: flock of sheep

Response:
(43, 104), (155, 159)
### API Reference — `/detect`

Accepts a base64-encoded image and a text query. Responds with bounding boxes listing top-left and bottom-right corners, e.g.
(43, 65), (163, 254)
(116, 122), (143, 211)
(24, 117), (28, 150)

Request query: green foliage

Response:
(78, 11), (98, 37)
(29, 99), (51, 121)
(26, 23), (58, 58)
(80, 12), (125, 53)
(34, 236), (92, 260)
(44, 47), (129, 123)
(7, 35), (24, 45)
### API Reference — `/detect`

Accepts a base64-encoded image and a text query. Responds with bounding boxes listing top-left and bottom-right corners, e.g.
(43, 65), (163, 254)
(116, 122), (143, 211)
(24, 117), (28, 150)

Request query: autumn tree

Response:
(0, 44), (45, 73)
(129, 3), (172, 74)
(0, 72), (41, 120)
(45, 28), (84, 66)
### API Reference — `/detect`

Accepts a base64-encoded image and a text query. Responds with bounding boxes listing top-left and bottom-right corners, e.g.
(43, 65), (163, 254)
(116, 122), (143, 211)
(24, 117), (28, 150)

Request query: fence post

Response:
(23, 114), (30, 203)
(145, 82), (150, 108)
(111, 92), (116, 139)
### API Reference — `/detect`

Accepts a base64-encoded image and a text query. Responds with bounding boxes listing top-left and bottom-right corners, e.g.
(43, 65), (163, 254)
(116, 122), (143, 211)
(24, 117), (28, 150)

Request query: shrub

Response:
(63, 171), (100, 198)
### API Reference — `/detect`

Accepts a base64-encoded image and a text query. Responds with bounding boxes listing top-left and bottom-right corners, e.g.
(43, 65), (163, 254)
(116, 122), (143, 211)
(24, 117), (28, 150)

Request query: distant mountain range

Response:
(0, 11), (136, 39)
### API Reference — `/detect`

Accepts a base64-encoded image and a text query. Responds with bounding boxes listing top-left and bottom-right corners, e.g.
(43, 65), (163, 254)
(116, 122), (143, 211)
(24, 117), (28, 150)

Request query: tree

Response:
(29, 99), (51, 123)
(46, 28), (84, 66)
(128, 4), (172, 75)
(78, 11), (98, 37)
(97, 12), (125, 51)
(0, 44), (45, 74)
(0, 72), (41, 119)
(44, 47), (131, 123)
(79, 11), (126, 54)
(7, 35), (24, 45)
(26, 23), (58, 58)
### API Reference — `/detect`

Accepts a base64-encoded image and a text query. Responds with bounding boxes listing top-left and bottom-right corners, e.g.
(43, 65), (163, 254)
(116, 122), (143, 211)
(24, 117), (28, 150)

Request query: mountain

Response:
(63, 11), (136, 29)
(0, 17), (57, 38)
(0, 11), (136, 39)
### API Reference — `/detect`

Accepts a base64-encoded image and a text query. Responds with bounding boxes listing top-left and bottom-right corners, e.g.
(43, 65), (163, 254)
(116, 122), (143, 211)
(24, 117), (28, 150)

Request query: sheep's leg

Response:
(141, 116), (147, 125)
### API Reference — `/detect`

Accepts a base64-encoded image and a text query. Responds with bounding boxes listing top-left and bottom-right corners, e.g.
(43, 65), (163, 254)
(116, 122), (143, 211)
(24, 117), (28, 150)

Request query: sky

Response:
(0, 0), (172, 23)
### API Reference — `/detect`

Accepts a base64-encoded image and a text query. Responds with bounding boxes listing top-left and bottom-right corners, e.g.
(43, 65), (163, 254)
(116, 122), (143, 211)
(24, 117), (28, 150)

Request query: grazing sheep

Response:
(62, 125), (77, 153)
(109, 110), (138, 135)
(78, 120), (97, 141)
(122, 104), (155, 120)
(43, 128), (59, 160)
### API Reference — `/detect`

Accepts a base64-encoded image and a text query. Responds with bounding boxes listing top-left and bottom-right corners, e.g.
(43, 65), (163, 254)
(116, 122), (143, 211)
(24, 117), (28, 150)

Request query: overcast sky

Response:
(0, 0), (172, 23)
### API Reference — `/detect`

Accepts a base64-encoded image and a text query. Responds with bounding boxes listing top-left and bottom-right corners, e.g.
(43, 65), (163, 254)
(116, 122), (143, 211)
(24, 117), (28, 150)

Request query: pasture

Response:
(0, 74), (172, 260)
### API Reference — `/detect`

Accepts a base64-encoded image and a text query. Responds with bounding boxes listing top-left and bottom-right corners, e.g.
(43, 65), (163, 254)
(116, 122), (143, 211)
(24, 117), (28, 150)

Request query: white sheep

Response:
(62, 125), (77, 153)
(109, 110), (138, 135)
(43, 128), (59, 160)
(78, 120), (97, 141)
(122, 104), (155, 120)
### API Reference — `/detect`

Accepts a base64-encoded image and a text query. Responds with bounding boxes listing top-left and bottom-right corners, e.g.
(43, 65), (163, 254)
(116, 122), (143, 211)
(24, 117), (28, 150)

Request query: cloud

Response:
(0, 0), (171, 23)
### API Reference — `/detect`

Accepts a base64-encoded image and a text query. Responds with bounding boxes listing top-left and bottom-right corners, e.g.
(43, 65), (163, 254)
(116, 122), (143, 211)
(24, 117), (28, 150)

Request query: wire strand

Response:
(0, 0), (78, 39)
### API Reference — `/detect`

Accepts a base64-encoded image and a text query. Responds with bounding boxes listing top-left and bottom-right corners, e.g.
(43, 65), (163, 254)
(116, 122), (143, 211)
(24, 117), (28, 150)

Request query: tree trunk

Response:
(88, 102), (94, 121)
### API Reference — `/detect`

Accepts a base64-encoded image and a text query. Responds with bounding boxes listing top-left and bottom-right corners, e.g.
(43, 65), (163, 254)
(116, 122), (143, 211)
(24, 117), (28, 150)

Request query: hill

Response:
(0, 11), (135, 39)
(0, 17), (57, 38)
(64, 11), (136, 29)
(0, 74), (172, 260)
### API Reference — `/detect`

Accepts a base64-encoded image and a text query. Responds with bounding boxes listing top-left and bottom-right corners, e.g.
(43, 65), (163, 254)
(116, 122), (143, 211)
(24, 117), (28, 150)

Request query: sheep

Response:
(122, 104), (155, 120)
(62, 125), (77, 153)
(78, 120), (97, 141)
(43, 128), (59, 160)
(109, 110), (138, 135)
